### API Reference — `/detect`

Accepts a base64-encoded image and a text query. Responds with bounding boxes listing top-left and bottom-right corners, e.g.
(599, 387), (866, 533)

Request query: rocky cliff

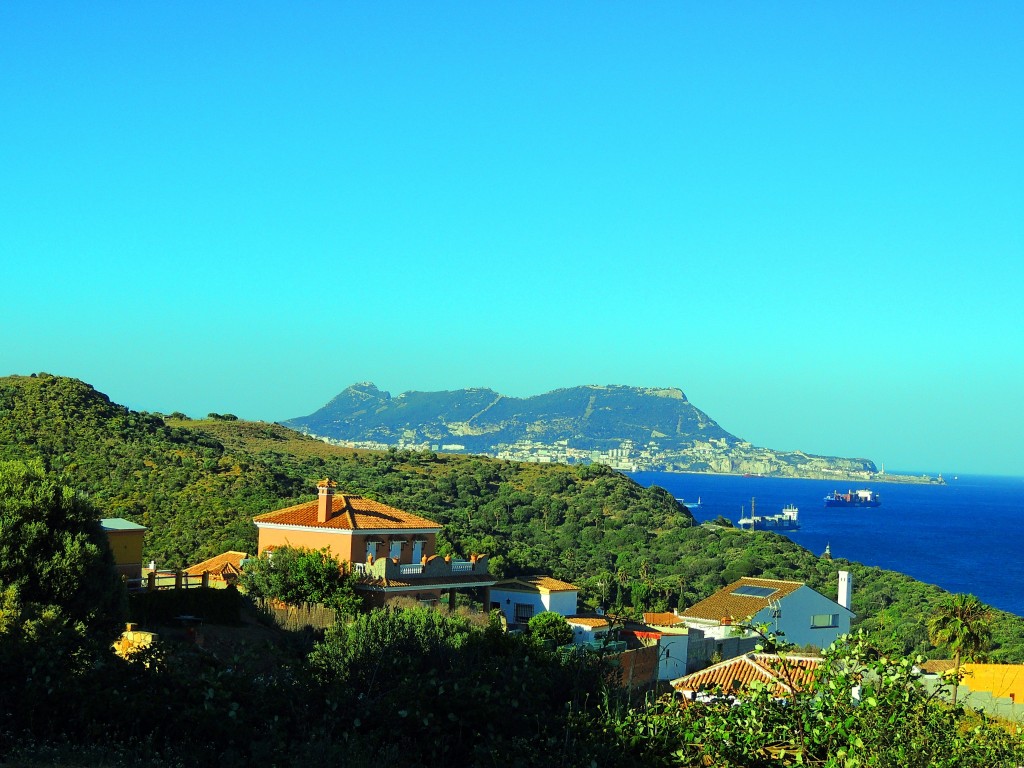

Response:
(284, 383), (880, 479)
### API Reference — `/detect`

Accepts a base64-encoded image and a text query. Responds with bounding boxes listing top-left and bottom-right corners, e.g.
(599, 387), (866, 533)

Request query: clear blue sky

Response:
(2, 3), (1021, 476)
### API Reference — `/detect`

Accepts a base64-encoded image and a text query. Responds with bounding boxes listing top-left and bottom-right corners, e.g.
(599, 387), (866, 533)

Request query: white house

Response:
(489, 575), (579, 627)
(640, 613), (692, 681)
(681, 574), (854, 650)
(565, 615), (611, 645)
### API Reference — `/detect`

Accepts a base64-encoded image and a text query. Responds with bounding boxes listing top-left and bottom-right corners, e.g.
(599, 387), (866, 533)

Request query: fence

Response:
(127, 569), (209, 593)
(253, 598), (337, 632)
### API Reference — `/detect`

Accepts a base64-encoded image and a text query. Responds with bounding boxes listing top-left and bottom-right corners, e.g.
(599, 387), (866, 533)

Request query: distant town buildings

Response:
(311, 432), (879, 480)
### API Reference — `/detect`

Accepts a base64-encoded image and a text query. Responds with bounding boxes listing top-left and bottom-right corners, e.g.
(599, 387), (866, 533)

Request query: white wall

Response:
(568, 622), (608, 645)
(490, 586), (578, 625)
(752, 585), (852, 649)
(658, 633), (690, 680)
(546, 590), (578, 617)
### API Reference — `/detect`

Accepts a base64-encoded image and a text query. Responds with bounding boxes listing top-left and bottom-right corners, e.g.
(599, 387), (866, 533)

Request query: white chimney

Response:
(838, 570), (852, 610)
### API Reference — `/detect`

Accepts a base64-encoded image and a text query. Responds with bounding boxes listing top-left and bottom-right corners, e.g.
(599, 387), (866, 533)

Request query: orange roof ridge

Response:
(184, 550), (249, 576)
(254, 492), (442, 531)
(673, 652), (822, 697)
(343, 495), (358, 529)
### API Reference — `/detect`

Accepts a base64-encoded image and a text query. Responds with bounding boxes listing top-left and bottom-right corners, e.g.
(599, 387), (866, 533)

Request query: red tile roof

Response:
(184, 551), (248, 581)
(673, 653), (822, 697)
(254, 493), (441, 531)
(644, 611), (686, 627)
(920, 659), (957, 675)
(682, 577), (805, 623)
(496, 575), (579, 593)
(566, 615), (611, 629)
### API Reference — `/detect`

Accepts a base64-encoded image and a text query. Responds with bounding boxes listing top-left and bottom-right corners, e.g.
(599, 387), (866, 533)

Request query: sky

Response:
(1, 3), (1022, 476)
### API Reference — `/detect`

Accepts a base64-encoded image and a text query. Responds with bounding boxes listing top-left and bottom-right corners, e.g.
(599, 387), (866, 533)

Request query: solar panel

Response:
(731, 585), (777, 598)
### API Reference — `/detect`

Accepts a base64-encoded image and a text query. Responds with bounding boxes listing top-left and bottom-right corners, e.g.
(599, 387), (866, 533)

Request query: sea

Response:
(627, 471), (1024, 618)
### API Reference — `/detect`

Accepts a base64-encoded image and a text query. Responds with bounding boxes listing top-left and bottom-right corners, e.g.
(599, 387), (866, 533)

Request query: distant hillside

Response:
(284, 383), (881, 479)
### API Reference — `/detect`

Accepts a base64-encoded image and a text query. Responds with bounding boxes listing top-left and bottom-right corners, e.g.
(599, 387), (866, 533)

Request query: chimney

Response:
(317, 479), (336, 523)
(838, 570), (852, 610)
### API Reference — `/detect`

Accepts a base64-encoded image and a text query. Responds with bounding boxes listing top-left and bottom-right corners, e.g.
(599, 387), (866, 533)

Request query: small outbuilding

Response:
(100, 518), (147, 582)
(489, 575), (579, 628)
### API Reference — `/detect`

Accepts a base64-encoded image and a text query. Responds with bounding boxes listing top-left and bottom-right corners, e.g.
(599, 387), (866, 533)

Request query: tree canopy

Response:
(240, 546), (361, 615)
(928, 592), (994, 704)
(0, 459), (124, 627)
(528, 610), (575, 646)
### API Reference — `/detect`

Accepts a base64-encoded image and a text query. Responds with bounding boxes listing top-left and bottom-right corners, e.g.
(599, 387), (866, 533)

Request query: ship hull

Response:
(824, 489), (881, 507)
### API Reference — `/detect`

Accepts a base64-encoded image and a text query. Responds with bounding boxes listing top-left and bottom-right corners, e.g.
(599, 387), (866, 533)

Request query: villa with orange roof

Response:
(253, 479), (495, 608)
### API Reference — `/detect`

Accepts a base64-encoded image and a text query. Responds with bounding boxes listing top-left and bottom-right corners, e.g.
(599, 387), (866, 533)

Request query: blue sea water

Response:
(628, 471), (1024, 618)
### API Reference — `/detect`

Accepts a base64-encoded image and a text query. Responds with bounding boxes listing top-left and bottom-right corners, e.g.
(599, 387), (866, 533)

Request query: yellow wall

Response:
(962, 664), (1024, 702)
(105, 530), (145, 578)
(258, 528), (356, 561)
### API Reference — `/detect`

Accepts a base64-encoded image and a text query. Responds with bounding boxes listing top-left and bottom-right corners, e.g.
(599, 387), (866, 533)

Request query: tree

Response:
(927, 592), (993, 704)
(528, 610), (574, 646)
(240, 546), (360, 615)
(0, 459), (124, 628)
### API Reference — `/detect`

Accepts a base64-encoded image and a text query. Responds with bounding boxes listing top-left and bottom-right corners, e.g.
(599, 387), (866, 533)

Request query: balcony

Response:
(353, 554), (493, 585)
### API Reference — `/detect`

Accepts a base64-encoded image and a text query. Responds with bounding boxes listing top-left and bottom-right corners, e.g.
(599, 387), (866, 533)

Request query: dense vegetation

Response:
(2, 373), (1023, 662)
(239, 546), (361, 615)
(1, 375), (1022, 765)
(0, 473), (1020, 767)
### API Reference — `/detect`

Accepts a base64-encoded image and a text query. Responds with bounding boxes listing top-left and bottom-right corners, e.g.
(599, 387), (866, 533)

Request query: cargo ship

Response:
(824, 489), (881, 508)
(738, 503), (799, 530)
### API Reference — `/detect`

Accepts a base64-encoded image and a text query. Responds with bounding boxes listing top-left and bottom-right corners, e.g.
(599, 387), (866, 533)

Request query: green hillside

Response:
(2, 372), (1022, 661)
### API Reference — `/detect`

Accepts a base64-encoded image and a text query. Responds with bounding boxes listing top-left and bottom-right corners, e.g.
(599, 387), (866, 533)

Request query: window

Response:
(514, 603), (534, 624)
(810, 613), (839, 628)
(731, 585), (777, 598)
(389, 539), (402, 559)
(366, 541), (379, 561)
(770, 607), (782, 619)
(412, 540), (424, 563)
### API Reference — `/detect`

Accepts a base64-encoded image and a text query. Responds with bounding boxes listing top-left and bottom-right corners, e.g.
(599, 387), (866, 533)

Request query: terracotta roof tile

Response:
(673, 653), (821, 697)
(682, 577), (806, 623)
(920, 659), (957, 674)
(497, 575), (579, 592)
(254, 494), (441, 531)
(184, 551), (248, 580)
(644, 611), (685, 627)
(566, 615), (611, 629)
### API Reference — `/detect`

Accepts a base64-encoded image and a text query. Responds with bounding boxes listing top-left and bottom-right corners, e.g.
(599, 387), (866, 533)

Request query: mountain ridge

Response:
(283, 382), (891, 480)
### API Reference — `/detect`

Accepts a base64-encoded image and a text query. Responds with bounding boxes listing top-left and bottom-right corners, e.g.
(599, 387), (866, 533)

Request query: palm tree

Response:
(927, 593), (993, 705)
